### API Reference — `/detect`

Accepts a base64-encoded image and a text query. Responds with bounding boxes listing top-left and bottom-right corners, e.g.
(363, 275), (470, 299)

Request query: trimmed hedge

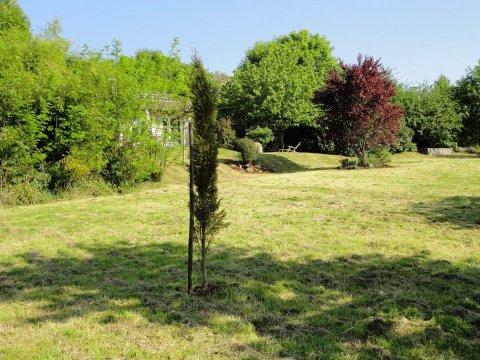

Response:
(235, 138), (258, 163)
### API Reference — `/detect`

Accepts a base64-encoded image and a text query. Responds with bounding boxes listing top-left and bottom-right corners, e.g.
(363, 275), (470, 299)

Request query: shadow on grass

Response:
(1, 242), (479, 358)
(257, 153), (337, 173)
(414, 196), (480, 229)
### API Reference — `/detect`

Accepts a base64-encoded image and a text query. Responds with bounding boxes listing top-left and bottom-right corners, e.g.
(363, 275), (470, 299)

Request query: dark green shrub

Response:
(235, 138), (258, 163)
(365, 147), (392, 168)
(392, 120), (417, 153)
(339, 159), (357, 169)
(246, 126), (275, 145)
(341, 147), (391, 169)
(48, 162), (71, 191)
(103, 145), (138, 186)
(217, 118), (236, 149)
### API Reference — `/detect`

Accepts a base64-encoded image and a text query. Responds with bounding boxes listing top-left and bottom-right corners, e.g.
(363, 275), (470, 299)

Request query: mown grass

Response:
(0, 152), (479, 359)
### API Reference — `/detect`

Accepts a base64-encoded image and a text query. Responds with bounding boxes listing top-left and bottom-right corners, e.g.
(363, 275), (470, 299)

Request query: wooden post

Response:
(182, 121), (186, 165)
(187, 121), (194, 294)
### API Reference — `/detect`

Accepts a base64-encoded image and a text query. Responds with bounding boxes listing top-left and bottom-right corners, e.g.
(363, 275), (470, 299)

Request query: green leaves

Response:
(398, 76), (463, 147)
(455, 62), (480, 146)
(0, 3), (191, 198)
(190, 55), (227, 286)
(220, 30), (336, 137)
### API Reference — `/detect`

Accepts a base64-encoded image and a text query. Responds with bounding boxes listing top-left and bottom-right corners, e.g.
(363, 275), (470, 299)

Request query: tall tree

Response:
(220, 30), (336, 148)
(397, 76), (463, 148)
(0, 0), (30, 35)
(190, 54), (226, 289)
(314, 55), (402, 162)
(455, 62), (480, 146)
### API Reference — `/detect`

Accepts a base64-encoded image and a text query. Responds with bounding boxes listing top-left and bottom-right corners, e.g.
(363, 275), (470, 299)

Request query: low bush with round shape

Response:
(235, 138), (258, 163)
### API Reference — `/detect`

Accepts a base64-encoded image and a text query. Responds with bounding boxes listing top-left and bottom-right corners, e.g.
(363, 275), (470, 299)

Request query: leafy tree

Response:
(0, 0), (30, 35)
(0, 0), (192, 203)
(220, 30), (337, 148)
(455, 62), (480, 145)
(391, 119), (417, 153)
(397, 76), (463, 147)
(0, 0), (46, 192)
(210, 71), (231, 90)
(314, 55), (402, 163)
(190, 55), (226, 289)
(246, 126), (274, 145)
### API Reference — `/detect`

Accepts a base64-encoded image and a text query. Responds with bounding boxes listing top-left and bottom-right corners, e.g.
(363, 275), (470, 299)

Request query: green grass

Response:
(0, 151), (479, 359)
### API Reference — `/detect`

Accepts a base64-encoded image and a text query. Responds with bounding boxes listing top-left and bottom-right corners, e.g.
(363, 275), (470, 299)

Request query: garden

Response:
(1, 1), (480, 359)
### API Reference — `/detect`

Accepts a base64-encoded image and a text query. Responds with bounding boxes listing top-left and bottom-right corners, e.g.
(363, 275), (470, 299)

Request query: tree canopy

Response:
(220, 30), (337, 147)
(0, 1), (192, 203)
(455, 62), (480, 146)
(397, 76), (463, 148)
(314, 55), (402, 159)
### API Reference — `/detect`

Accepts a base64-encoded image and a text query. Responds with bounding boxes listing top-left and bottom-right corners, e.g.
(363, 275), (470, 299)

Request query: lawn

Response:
(0, 152), (479, 359)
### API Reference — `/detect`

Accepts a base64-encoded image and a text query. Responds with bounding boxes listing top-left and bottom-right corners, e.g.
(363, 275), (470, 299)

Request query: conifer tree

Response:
(190, 54), (226, 289)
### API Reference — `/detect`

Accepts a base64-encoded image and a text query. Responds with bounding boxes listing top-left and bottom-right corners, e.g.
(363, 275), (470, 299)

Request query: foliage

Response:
(282, 126), (335, 153)
(235, 138), (258, 163)
(397, 76), (463, 147)
(245, 126), (275, 145)
(314, 55), (403, 161)
(339, 158), (358, 169)
(339, 147), (391, 169)
(364, 147), (392, 167)
(0, 181), (51, 206)
(455, 61), (480, 145)
(190, 55), (227, 287)
(209, 71), (231, 90)
(454, 146), (480, 154)
(391, 119), (417, 153)
(0, 2), (190, 204)
(0, 0), (30, 35)
(216, 118), (236, 149)
(63, 177), (114, 198)
(220, 30), (337, 147)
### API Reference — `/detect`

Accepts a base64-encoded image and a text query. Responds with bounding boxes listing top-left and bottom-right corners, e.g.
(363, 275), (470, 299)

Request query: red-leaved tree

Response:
(314, 55), (403, 163)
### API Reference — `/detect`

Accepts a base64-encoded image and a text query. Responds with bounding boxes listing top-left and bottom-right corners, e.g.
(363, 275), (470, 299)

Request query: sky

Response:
(18, 0), (480, 84)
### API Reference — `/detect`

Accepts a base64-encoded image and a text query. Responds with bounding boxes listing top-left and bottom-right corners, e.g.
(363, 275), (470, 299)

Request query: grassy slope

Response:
(0, 152), (479, 359)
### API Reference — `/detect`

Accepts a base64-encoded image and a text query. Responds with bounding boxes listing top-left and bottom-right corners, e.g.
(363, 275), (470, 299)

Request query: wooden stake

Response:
(187, 121), (194, 294)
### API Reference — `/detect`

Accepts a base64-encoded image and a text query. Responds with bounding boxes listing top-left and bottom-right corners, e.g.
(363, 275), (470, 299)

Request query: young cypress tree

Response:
(190, 54), (226, 289)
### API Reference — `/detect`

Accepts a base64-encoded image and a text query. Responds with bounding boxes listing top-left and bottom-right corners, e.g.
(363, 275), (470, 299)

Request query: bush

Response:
(363, 147), (392, 168)
(339, 158), (357, 169)
(454, 146), (480, 154)
(340, 147), (391, 169)
(469, 146), (480, 154)
(391, 121), (417, 153)
(0, 181), (51, 207)
(103, 145), (137, 186)
(217, 118), (236, 149)
(246, 126), (275, 145)
(235, 138), (258, 163)
(65, 178), (114, 198)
